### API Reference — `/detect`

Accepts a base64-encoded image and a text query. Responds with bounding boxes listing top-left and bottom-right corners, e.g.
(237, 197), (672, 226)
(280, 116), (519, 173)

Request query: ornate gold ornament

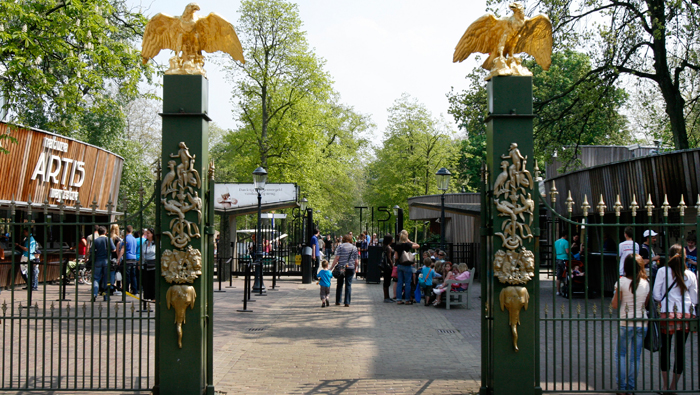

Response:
(161, 246), (203, 284)
(499, 286), (529, 352)
(141, 3), (245, 77)
(166, 285), (197, 348)
(453, 2), (552, 80)
(162, 142), (203, 249)
(492, 143), (535, 284)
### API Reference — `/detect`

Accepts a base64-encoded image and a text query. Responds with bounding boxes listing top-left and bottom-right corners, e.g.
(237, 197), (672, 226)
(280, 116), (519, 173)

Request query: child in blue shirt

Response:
(419, 257), (436, 306)
(317, 260), (333, 307)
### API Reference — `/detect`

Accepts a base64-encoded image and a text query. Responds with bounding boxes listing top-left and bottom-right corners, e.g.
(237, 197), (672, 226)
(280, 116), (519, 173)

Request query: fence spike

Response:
(43, 198), (49, 215)
(138, 185), (145, 203)
(581, 194), (590, 216)
(91, 195), (98, 214)
(534, 159), (542, 182)
(131, 302), (135, 314)
(565, 191), (574, 213)
(608, 303), (613, 315)
(550, 181), (558, 203)
(560, 304), (565, 316)
(58, 199), (66, 216)
(646, 194), (655, 217)
(662, 194), (671, 217)
(209, 160), (216, 181)
(628, 194), (638, 217)
(107, 195), (115, 214)
(576, 303), (581, 315)
(592, 304), (597, 316)
(27, 194), (32, 216)
(10, 194), (15, 216)
(696, 194), (700, 217)
(544, 303), (549, 316)
(34, 302), (39, 313)
(1, 300), (6, 315)
(613, 195), (623, 216)
(597, 194), (607, 217)
(678, 195), (687, 217)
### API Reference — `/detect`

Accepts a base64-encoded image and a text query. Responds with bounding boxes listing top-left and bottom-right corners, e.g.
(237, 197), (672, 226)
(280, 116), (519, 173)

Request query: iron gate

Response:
(0, 186), (158, 391)
(539, 188), (700, 393)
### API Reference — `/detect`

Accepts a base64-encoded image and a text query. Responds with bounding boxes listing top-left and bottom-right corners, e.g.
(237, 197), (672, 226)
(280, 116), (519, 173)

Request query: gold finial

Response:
(576, 303), (581, 315)
(43, 198), (49, 215)
(597, 194), (607, 217)
(550, 181), (558, 203)
(534, 160), (542, 182)
(624, 303), (629, 318)
(592, 304), (597, 316)
(544, 304), (549, 316)
(208, 160), (216, 181)
(673, 304), (678, 313)
(560, 304), (565, 317)
(581, 194), (590, 217)
(630, 194), (639, 217)
(27, 194), (33, 216)
(646, 194), (655, 217)
(453, 2), (552, 80)
(696, 194), (700, 217)
(141, 4), (245, 77)
(679, 195), (687, 217)
(613, 195), (623, 216)
(608, 303), (613, 315)
(565, 191), (574, 213)
(662, 194), (671, 217)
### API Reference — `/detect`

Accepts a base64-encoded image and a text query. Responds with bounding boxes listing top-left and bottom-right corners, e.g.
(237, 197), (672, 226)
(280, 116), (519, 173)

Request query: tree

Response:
(215, 0), (373, 231)
(0, 0), (155, 135)
(365, 94), (457, 223)
(487, 0), (700, 149)
(448, 51), (630, 189)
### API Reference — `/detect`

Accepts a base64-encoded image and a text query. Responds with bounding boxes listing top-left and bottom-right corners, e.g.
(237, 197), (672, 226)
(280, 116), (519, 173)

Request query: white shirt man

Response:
(619, 226), (640, 276)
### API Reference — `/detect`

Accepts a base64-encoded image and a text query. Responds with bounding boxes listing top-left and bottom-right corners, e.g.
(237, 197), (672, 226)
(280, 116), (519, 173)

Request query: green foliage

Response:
(448, 50), (630, 186)
(364, 94), (458, 231)
(487, 0), (700, 149)
(215, 0), (372, 232)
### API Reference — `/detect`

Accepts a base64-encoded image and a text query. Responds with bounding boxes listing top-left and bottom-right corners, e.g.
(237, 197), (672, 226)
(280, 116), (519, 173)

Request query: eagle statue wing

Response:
(195, 13), (245, 64)
(141, 13), (179, 64)
(453, 14), (501, 63)
(513, 14), (552, 70)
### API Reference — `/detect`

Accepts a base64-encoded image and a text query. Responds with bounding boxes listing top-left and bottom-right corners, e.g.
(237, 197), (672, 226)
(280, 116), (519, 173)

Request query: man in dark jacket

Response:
(91, 226), (116, 301)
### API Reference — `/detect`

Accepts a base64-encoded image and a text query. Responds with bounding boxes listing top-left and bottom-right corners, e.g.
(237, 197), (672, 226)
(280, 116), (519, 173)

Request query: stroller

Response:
(560, 259), (586, 299)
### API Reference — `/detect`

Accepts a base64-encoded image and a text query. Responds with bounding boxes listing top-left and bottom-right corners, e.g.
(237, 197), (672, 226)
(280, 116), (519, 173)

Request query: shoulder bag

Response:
(332, 245), (354, 278)
(398, 249), (415, 265)
(418, 269), (433, 288)
(644, 279), (676, 352)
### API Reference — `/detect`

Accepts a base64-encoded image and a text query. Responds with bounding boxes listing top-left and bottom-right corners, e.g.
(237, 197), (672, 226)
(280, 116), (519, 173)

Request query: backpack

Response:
(418, 268), (433, 288)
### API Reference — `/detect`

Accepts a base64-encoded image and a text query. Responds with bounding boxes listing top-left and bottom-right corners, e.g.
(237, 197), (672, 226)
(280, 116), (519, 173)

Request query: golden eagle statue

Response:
(453, 2), (552, 80)
(141, 3), (245, 77)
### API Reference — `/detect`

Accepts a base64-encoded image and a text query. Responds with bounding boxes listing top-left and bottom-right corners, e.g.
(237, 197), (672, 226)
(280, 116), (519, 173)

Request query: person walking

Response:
(653, 244), (698, 393)
(359, 231), (369, 278)
(311, 229), (321, 281)
(15, 228), (38, 291)
(118, 225), (139, 295)
(381, 234), (395, 303)
(90, 226), (116, 302)
(554, 231), (569, 296)
(393, 230), (419, 305)
(685, 233), (697, 274)
(324, 235), (333, 259)
(317, 260), (332, 307)
(109, 224), (122, 296)
(618, 226), (640, 276)
(612, 254), (649, 394)
(141, 228), (157, 311)
(330, 234), (358, 307)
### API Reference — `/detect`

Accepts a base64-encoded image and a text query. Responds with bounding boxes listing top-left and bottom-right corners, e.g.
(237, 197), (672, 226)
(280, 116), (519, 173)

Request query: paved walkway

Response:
(211, 277), (481, 395)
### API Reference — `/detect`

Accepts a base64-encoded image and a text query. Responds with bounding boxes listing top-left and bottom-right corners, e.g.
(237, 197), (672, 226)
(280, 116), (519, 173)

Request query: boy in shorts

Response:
(317, 260), (333, 307)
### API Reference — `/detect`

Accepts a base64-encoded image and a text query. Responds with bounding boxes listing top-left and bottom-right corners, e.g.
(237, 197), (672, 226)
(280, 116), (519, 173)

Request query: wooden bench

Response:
(444, 267), (475, 310)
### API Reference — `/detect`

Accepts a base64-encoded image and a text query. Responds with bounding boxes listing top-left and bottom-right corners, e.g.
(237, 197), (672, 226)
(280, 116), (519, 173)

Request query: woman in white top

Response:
(652, 244), (698, 393)
(612, 253), (650, 394)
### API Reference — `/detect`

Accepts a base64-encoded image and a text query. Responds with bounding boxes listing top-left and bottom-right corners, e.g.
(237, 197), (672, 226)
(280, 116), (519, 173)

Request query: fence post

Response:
(154, 75), (214, 395)
(482, 76), (540, 395)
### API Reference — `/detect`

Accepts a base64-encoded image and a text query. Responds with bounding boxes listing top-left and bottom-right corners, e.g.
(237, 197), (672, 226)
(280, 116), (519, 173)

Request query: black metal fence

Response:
(0, 190), (157, 391)
(419, 242), (480, 273)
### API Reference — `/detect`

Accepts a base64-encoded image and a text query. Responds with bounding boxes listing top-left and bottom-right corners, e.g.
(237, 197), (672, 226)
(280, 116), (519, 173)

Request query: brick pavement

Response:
(211, 277), (481, 395)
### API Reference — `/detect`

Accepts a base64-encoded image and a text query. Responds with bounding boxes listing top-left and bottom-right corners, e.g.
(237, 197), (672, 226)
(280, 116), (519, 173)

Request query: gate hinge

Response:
(205, 226), (215, 235)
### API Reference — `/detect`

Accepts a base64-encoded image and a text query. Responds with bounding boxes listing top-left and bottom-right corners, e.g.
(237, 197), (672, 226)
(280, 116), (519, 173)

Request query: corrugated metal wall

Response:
(546, 145), (657, 179)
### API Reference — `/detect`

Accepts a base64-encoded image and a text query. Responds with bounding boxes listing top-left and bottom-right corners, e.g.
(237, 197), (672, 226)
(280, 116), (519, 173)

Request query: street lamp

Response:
(436, 167), (452, 252)
(252, 166), (267, 293)
(393, 205), (400, 240)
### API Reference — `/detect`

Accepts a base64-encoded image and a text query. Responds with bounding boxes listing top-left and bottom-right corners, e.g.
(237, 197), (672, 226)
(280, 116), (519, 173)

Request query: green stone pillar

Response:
(483, 76), (541, 395)
(155, 75), (214, 395)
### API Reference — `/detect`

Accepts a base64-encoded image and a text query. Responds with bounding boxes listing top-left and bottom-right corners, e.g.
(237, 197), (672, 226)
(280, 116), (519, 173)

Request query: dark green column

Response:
(155, 75), (214, 395)
(483, 76), (541, 395)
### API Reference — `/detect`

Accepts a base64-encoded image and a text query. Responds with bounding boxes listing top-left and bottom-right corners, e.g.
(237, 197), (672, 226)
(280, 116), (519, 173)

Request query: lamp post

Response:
(436, 167), (452, 252)
(299, 197), (308, 248)
(392, 205), (400, 241)
(252, 166), (267, 294)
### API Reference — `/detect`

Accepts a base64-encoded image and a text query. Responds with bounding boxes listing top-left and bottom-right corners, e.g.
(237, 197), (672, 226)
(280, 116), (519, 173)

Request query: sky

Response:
(131, 0), (489, 141)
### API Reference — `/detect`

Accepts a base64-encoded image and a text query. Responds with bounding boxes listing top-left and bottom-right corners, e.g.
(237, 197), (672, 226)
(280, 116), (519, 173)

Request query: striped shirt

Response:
(334, 243), (359, 270)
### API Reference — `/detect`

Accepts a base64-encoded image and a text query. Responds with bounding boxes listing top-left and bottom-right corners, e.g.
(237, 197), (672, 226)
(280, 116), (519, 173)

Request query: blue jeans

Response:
(335, 269), (354, 305)
(615, 326), (646, 391)
(396, 265), (413, 302)
(125, 260), (138, 294)
(30, 261), (39, 290)
(93, 261), (109, 299)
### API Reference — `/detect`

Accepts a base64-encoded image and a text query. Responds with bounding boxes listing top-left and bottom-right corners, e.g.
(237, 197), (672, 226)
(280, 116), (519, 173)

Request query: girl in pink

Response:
(432, 263), (470, 306)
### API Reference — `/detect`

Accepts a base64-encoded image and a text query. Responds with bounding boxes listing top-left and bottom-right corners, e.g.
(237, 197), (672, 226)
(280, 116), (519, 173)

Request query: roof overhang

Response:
(408, 201), (481, 217)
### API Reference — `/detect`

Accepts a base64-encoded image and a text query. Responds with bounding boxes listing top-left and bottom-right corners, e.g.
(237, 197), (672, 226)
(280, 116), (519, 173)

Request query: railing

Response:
(0, 189), (156, 391)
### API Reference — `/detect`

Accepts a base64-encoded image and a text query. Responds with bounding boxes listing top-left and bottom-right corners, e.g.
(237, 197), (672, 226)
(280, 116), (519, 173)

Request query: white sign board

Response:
(214, 183), (297, 210)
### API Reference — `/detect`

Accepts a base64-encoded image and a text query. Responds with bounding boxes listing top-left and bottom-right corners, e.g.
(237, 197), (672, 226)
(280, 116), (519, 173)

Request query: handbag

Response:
(332, 264), (344, 279)
(645, 279), (676, 351)
(391, 266), (398, 279)
(398, 250), (415, 265)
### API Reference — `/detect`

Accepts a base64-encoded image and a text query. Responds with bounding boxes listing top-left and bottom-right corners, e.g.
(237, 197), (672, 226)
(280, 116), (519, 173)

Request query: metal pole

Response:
(226, 241), (235, 288)
(215, 257), (225, 293)
(237, 260), (252, 312)
(441, 191), (446, 251)
(252, 191), (266, 294)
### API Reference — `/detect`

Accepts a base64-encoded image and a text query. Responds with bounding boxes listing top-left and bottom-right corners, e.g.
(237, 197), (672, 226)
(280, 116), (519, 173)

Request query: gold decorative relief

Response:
(499, 286), (529, 352)
(493, 143), (535, 284)
(161, 246), (202, 284)
(166, 285), (197, 349)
